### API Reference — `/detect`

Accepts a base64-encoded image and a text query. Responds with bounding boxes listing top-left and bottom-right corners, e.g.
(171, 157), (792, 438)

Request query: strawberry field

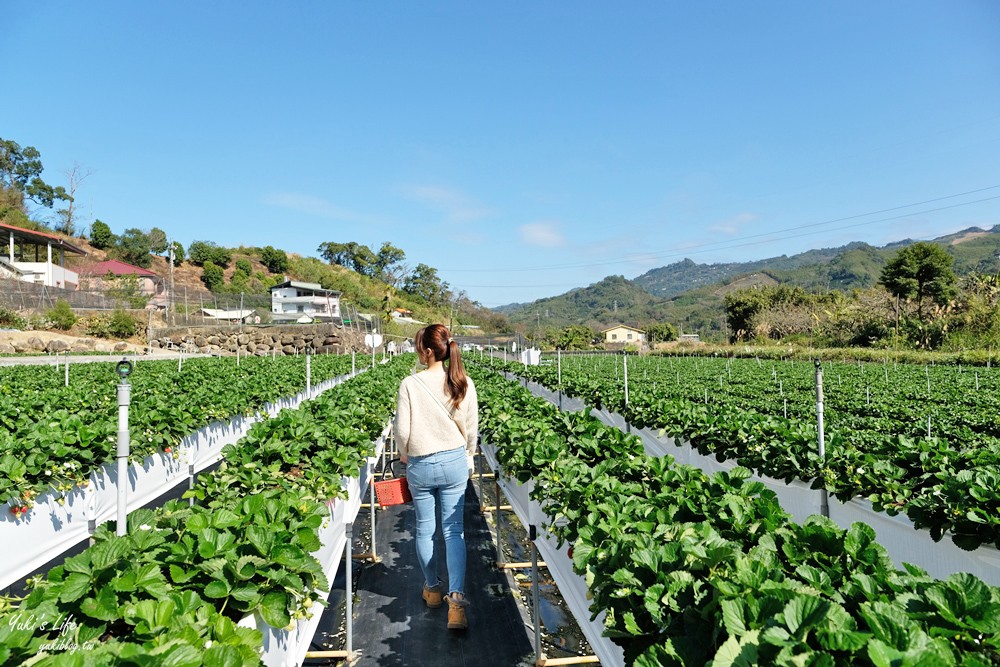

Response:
(493, 353), (1000, 552)
(471, 362), (1000, 666)
(0, 355), (409, 666)
(2, 350), (999, 666)
(0, 354), (357, 510)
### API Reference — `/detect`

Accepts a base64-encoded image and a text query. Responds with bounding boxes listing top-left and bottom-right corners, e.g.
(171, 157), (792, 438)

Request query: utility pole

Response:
(168, 239), (175, 326)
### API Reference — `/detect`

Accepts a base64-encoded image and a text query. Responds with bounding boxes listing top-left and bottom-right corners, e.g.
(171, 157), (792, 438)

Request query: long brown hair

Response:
(415, 324), (468, 407)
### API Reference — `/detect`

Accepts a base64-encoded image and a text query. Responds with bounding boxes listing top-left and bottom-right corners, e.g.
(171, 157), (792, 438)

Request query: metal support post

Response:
(477, 449), (485, 514)
(306, 348), (312, 398)
(494, 478), (504, 566)
(623, 350), (629, 405)
(345, 521), (354, 659)
(64, 352), (69, 387)
(530, 524), (542, 665)
(369, 465), (378, 561)
(814, 361), (829, 518)
(188, 463), (196, 507)
(115, 359), (134, 536)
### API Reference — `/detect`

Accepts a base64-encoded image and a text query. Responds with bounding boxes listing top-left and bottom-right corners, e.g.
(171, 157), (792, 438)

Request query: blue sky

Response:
(4, 2), (1000, 307)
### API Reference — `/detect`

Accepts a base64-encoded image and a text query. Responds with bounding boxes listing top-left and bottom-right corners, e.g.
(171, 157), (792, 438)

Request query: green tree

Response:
(0, 137), (70, 209)
(105, 272), (149, 309)
(317, 241), (351, 266)
(645, 322), (678, 343)
(374, 241), (406, 281)
(111, 228), (152, 268)
(317, 240), (377, 276)
(724, 285), (812, 342)
(201, 260), (224, 291)
(879, 242), (957, 319)
(169, 240), (185, 266)
(260, 245), (289, 274)
(148, 227), (168, 255)
(230, 258), (253, 292)
(188, 241), (231, 268)
(403, 263), (450, 305)
(554, 325), (596, 350)
(90, 220), (116, 249)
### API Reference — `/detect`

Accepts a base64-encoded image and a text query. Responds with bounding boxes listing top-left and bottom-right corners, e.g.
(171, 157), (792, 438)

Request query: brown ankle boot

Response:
(422, 582), (443, 608)
(446, 593), (468, 630)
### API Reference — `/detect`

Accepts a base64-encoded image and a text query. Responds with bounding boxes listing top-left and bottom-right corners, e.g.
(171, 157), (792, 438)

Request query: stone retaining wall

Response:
(149, 323), (366, 356)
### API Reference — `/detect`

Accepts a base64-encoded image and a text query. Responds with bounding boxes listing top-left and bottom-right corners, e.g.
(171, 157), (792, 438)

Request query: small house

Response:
(78, 259), (166, 307)
(601, 324), (646, 345)
(270, 280), (341, 323)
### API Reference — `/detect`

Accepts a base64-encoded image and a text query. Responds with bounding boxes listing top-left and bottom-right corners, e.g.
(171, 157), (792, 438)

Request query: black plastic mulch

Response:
(343, 481), (535, 667)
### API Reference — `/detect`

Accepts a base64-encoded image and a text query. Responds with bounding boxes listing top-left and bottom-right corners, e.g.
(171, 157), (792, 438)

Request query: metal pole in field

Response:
(115, 359), (134, 536)
(814, 360), (829, 518)
(306, 348), (311, 398)
(64, 352), (69, 387)
(530, 524), (541, 664)
(345, 521), (354, 658)
(623, 350), (629, 406)
(557, 348), (563, 410)
(369, 469), (377, 560)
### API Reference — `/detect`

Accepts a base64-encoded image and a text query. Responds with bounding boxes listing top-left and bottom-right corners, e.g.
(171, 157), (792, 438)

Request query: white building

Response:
(1, 222), (87, 289)
(269, 280), (341, 323)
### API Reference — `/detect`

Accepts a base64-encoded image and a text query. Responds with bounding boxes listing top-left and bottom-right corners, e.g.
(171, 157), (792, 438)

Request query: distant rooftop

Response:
(79, 258), (160, 278)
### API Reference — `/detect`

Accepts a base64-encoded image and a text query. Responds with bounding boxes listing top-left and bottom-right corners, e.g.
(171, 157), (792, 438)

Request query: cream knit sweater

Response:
(394, 366), (479, 468)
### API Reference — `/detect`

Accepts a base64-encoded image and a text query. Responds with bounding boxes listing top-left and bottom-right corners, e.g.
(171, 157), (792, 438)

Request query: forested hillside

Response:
(502, 226), (1000, 342)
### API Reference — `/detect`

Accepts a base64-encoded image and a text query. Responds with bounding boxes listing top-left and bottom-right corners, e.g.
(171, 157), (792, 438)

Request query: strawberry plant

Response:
(0, 355), (409, 664)
(486, 355), (1000, 550)
(472, 364), (1000, 665)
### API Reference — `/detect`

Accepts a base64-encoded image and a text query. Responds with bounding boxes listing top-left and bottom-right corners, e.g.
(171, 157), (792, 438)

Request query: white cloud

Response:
(709, 212), (759, 236)
(519, 221), (566, 248)
(262, 192), (363, 222)
(398, 184), (492, 223)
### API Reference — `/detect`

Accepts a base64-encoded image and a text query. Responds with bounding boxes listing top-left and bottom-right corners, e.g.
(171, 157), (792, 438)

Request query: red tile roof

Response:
(79, 259), (160, 278)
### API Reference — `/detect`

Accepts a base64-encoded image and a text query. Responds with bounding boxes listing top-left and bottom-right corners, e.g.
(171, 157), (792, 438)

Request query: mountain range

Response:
(498, 225), (1000, 338)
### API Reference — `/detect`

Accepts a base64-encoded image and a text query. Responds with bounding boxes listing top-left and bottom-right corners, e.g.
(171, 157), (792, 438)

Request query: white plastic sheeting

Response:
(482, 440), (626, 667)
(520, 380), (1000, 586)
(1, 372), (359, 591)
(243, 424), (389, 667)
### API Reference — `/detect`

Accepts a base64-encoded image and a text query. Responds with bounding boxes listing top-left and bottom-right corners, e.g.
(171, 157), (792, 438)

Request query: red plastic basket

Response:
(374, 475), (412, 507)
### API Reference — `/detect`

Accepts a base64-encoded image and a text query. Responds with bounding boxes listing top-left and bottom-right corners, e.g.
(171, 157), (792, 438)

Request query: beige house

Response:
(78, 259), (167, 307)
(601, 324), (646, 345)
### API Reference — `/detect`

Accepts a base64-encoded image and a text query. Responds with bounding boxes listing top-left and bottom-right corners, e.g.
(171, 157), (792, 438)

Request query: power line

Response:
(440, 184), (1000, 274)
(652, 194), (1000, 262)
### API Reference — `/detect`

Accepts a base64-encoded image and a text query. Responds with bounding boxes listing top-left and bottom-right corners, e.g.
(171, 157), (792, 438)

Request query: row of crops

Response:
(4, 349), (999, 665)
(487, 353), (1000, 551)
(0, 354), (360, 511)
(470, 363), (1000, 665)
(0, 355), (410, 665)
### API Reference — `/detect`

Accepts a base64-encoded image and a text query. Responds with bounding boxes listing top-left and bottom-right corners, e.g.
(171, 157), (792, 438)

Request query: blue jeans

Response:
(406, 446), (468, 595)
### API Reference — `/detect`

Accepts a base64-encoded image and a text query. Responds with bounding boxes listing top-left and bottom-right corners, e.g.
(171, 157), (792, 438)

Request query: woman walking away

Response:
(395, 324), (479, 630)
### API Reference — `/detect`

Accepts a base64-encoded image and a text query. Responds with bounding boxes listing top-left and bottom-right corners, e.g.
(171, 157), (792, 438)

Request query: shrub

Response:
(201, 261), (224, 291)
(46, 299), (77, 331)
(85, 310), (141, 339)
(0, 305), (26, 329)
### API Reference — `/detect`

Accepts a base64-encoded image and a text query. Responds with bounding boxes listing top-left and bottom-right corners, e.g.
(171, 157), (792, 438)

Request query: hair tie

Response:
(448, 338), (455, 344)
